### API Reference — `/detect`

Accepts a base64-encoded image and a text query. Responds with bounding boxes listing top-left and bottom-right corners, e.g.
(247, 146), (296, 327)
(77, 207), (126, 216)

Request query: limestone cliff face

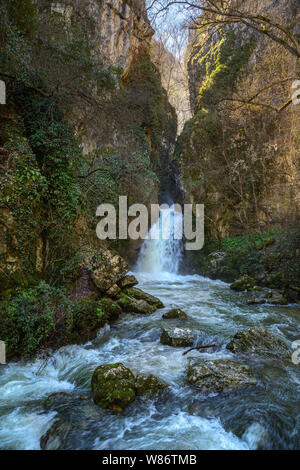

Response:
(50, 0), (154, 72)
(48, 0), (177, 260)
(177, 0), (300, 238)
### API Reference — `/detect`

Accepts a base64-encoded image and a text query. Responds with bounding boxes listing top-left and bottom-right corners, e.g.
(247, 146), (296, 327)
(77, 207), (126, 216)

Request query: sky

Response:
(146, 1), (191, 59)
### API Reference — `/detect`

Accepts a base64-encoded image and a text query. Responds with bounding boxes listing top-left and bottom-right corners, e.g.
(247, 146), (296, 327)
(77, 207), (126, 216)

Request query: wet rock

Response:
(118, 293), (156, 314)
(162, 308), (188, 319)
(99, 297), (122, 321)
(230, 275), (255, 292)
(246, 288), (288, 306)
(242, 422), (270, 450)
(160, 326), (194, 347)
(125, 287), (164, 308)
(187, 359), (256, 395)
(266, 289), (288, 305)
(90, 248), (129, 292)
(118, 275), (138, 289)
(135, 373), (168, 396)
(43, 392), (88, 411)
(41, 419), (73, 450)
(40, 401), (106, 450)
(106, 284), (121, 298)
(91, 363), (136, 411)
(247, 297), (266, 305)
(247, 289), (267, 305)
(226, 327), (290, 360)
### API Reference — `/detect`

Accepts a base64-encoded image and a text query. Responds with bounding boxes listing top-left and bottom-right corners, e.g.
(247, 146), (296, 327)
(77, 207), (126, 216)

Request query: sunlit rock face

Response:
(49, 0), (154, 72)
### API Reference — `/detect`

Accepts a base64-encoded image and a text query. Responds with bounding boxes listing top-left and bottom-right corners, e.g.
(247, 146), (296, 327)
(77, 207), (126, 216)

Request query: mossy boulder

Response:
(160, 326), (194, 347)
(135, 373), (168, 397)
(91, 363), (136, 412)
(230, 275), (255, 292)
(187, 359), (257, 395)
(118, 275), (138, 289)
(226, 327), (290, 360)
(162, 308), (188, 319)
(124, 287), (164, 308)
(99, 297), (122, 321)
(118, 292), (157, 314)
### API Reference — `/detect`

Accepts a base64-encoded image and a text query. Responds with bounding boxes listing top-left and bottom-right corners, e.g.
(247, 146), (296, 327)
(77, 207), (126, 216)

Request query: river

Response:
(0, 208), (299, 450)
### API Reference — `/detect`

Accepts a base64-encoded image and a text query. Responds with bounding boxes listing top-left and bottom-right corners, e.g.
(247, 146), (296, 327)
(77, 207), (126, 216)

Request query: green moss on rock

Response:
(226, 327), (290, 360)
(91, 363), (136, 411)
(162, 308), (188, 319)
(187, 359), (257, 395)
(230, 275), (255, 292)
(124, 287), (164, 308)
(118, 292), (157, 314)
(135, 373), (168, 396)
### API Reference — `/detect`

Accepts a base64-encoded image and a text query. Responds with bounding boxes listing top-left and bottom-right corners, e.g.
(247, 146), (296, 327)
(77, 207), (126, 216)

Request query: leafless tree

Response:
(147, 0), (300, 112)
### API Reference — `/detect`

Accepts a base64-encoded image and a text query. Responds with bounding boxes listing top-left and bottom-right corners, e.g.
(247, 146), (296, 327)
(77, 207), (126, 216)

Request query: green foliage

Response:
(196, 29), (256, 108)
(222, 230), (282, 252)
(0, 282), (66, 357)
(187, 227), (300, 288)
(0, 283), (112, 358)
(122, 51), (176, 166)
(0, 91), (84, 284)
(123, 52), (164, 145)
(6, 0), (38, 34)
(69, 297), (108, 344)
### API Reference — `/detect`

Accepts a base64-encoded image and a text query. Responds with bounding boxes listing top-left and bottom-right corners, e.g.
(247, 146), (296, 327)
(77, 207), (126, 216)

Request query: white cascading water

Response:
(136, 205), (184, 274)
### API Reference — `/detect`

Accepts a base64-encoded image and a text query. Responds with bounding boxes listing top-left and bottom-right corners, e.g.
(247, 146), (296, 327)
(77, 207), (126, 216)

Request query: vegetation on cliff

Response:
(0, 0), (176, 359)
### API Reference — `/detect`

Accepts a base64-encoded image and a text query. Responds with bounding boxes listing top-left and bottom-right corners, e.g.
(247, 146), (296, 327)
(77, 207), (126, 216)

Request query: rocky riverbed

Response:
(0, 272), (299, 450)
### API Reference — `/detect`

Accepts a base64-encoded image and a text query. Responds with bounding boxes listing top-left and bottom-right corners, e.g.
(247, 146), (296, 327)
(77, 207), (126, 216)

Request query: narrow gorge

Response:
(0, 0), (299, 452)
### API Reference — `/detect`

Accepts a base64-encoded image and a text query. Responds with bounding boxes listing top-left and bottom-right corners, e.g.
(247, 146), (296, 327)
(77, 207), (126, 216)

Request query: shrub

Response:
(0, 282), (68, 358)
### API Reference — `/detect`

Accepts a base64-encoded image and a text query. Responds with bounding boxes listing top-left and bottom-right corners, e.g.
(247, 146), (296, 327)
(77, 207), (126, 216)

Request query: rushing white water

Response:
(0, 273), (299, 450)
(0, 212), (299, 449)
(136, 205), (183, 274)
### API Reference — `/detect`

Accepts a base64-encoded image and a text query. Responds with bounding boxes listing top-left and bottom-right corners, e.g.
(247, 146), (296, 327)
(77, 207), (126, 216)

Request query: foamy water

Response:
(0, 208), (299, 449)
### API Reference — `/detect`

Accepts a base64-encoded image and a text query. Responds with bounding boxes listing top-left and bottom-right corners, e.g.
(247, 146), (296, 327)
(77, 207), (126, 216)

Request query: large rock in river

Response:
(187, 359), (257, 395)
(160, 326), (194, 347)
(90, 248), (129, 292)
(135, 373), (168, 396)
(91, 363), (136, 412)
(226, 327), (290, 360)
(124, 287), (164, 308)
(162, 308), (188, 319)
(118, 293), (157, 314)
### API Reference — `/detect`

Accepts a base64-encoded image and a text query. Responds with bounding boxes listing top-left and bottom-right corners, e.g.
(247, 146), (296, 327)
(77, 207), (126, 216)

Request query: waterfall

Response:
(136, 205), (183, 274)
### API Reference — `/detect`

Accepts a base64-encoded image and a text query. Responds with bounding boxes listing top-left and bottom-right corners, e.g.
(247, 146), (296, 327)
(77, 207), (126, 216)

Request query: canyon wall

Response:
(0, 0), (177, 296)
(176, 0), (300, 239)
